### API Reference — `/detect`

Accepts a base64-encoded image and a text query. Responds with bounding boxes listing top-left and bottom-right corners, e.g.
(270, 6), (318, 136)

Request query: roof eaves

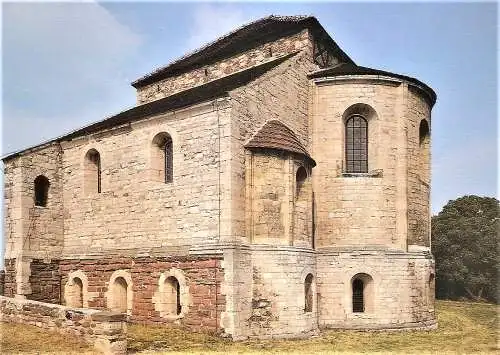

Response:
(308, 64), (436, 106)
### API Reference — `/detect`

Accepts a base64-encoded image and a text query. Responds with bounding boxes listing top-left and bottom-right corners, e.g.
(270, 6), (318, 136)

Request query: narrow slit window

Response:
(84, 149), (101, 194)
(345, 115), (368, 173)
(164, 137), (173, 183)
(304, 274), (313, 312)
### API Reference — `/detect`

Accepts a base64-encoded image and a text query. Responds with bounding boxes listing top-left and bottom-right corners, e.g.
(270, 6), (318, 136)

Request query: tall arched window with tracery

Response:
(345, 115), (368, 173)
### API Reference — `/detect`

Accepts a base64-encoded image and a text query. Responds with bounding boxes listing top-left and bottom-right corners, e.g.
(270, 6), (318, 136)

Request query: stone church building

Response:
(2, 15), (437, 339)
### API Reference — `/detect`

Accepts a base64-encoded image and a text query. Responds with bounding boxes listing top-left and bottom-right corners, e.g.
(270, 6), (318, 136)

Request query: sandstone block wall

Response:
(59, 100), (231, 257)
(229, 52), (319, 243)
(0, 270), (4, 295)
(316, 250), (436, 329)
(136, 29), (314, 105)
(407, 87), (432, 247)
(245, 151), (313, 247)
(4, 144), (64, 261)
(310, 78), (432, 250)
(0, 296), (127, 355)
(28, 259), (60, 304)
(246, 246), (317, 338)
(311, 80), (403, 248)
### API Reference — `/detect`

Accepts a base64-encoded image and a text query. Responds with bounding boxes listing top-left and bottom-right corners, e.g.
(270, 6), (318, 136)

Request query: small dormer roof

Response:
(245, 120), (316, 166)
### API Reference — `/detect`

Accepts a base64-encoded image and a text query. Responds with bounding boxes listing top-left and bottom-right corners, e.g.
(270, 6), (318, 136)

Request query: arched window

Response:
(112, 277), (128, 313)
(304, 273), (314, 312)
(419, 120), (430, 146)
(164, 276), (181, 315)
(64, 271), (88, 308)
(351, 273), (374, 313)
(428, 273), (435, 308)
(352, 278), (364, 312)
(296, 166), (308, 198)
(152, 132), (173, 183)
(84, 149), (101, 194)
(66, 277), (83, 308)
(34, 175), (49, 207)
(153, 269), (189, 319)
(345, 115), (368, 173)
(106, 270), (133, 315)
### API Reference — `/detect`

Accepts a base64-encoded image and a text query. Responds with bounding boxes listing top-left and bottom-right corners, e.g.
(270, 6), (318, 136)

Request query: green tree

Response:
(432, 195), (499, 303)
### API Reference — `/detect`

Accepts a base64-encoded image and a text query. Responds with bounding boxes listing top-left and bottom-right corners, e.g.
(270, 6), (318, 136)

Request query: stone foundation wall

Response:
(0, 296), (127, 354)
(316, 249), (436, 330)
(0, 270), (4, 295)
(246, 246), (317, 338)
(3, 259), (16, 297)
(59, 255), (225, 332)
(28, 259), (60, 304)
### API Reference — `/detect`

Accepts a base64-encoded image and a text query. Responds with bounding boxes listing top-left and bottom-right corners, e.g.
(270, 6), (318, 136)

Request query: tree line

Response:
(432, 195), (499, 303)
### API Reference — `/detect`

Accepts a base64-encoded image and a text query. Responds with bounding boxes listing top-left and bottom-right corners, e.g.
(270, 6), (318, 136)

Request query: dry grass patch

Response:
(128, 301), (499, 354)
(0, 322), (95, 354)
(0, 301), (496, 354)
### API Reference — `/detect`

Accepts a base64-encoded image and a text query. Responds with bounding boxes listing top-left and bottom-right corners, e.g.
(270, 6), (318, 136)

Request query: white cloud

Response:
(2, 1), (142, 154)
(185, 4), (253, 53)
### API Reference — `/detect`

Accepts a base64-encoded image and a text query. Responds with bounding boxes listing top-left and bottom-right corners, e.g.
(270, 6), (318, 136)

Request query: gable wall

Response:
(136, 29), (313, 105)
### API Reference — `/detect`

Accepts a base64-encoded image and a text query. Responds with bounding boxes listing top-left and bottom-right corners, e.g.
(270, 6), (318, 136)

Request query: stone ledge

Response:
(0, 296), (127, 355)
(91, 311), (127, 322)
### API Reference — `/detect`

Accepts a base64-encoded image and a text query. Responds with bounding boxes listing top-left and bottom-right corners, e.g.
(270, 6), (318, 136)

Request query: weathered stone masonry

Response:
(2, 15), (437, 339)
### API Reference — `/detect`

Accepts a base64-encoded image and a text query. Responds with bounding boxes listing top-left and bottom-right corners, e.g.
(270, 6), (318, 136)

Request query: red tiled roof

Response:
(245, 120), (315, 166)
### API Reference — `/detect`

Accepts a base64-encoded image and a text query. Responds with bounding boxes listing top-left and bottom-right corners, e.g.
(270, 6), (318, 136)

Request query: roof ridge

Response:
(132, 14), (315, 88)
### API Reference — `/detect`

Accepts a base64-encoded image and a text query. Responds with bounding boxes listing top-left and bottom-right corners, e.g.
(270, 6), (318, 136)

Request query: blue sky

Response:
(1, 2), (497, 256)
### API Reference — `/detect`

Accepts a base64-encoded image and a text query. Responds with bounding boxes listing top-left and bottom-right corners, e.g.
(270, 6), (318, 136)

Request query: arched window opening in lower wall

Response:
(65, 277), (83, 308)
(112, 277), (128, 313)
(106, 270), (133, 315)
(428, 273), (435, 309)
(296, 166), (308, 198)
(152, 268), (190, 319)
(165, 276), (182, 315)
(352, 279), (364, 312)
(351, 273), (374, 313)
(304, 273), (314, 312)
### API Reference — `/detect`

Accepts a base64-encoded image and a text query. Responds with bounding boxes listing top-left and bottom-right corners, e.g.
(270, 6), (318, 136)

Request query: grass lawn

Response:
(1, 300), (498, 354)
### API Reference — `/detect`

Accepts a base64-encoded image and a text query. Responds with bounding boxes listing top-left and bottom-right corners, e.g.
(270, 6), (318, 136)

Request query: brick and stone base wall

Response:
(316, 249), (437, 330)
(0, 296), (127, 354)
(59, 255), (225, 332)
(29, 259), (61, 304)
(3, 259), (16, 298)
(0, 270), (5, 295)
